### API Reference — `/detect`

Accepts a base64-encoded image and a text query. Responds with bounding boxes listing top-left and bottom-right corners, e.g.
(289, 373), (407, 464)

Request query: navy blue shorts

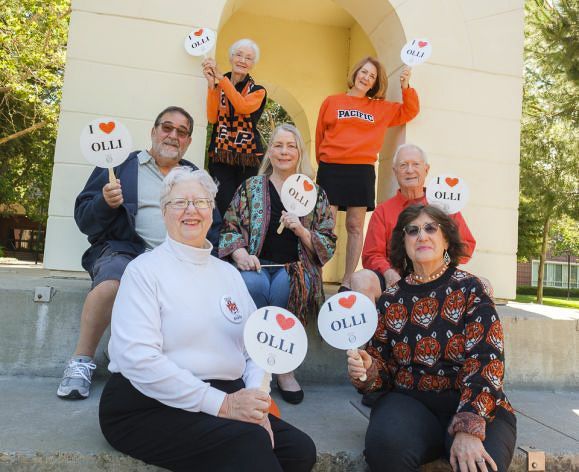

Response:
(89, 246), (135, 289)
(372, 269), (387, 293)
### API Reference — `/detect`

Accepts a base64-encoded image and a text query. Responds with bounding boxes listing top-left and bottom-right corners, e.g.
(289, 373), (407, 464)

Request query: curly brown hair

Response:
(390, 204), (467, 276)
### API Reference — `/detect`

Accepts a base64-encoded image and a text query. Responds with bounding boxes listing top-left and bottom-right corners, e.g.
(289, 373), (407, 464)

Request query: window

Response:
(531, 260), (579, 288)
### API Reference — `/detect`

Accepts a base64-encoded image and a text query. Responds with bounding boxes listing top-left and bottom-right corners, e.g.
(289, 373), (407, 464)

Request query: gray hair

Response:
(258, 123), (313, 179)
(160, 167), (218, 210)
(392, 143), (429, 167)
(229, 38), (260, 64)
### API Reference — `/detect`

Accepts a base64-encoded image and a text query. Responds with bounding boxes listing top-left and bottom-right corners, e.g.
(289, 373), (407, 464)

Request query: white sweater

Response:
(108, 236), (263, 416)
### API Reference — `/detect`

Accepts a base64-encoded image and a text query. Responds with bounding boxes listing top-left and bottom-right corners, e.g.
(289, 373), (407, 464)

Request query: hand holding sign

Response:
(401, 38), (432, 66)
(277, 174), (317, 234)
(426, 174), (469, 214)
(317, 291), (378, 381)
(244, 307), (308, 393)
(80, 118), (132, 184)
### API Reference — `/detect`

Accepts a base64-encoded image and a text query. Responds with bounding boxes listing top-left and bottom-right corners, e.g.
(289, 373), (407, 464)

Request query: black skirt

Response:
(316, 161), (376, 211)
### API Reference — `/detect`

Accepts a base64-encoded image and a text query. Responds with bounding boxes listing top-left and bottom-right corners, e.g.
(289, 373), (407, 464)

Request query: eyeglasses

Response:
(403, 222), (441, 238)
(165, 198), (213, 210)
(157, 122), (191, 139)
(233, 52), (255, 63)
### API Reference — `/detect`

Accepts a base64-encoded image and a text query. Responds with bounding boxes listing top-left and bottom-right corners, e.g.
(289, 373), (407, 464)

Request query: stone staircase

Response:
(0, 264), (577, 471)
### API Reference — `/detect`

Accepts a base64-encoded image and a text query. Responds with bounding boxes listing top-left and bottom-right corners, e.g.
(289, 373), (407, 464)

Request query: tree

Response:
(257, 98), (295, 146)
(0, 0), (71, 221)
(518, 0), (579, 303)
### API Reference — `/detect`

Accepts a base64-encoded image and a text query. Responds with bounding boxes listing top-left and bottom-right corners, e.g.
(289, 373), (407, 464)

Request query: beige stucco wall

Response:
(44, 0), (524, 299)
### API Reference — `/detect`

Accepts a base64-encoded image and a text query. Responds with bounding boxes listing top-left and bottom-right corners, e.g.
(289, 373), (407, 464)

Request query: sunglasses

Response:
(165, 198), (213, 210)
(157, 121), (190, 139)
(403, 222), (441, 238)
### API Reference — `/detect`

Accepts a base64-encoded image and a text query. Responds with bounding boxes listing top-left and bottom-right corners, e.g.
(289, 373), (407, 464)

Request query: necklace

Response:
(410, 263), (448, 283)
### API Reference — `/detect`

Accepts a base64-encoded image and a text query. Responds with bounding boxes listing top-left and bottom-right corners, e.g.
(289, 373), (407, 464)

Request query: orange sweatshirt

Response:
(315, 88), (419, 165)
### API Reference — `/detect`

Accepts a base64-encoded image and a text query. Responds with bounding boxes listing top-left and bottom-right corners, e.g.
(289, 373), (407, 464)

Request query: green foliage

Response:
(550, 215), (579, 256)
(256, 98), (295, 147)
(0, 0), (71, 221)
(518, 0), (579, 262)
(517, 285), (579, 298)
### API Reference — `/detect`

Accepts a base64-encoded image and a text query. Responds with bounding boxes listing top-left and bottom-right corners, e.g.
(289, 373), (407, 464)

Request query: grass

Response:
(515, 293), (579, 309)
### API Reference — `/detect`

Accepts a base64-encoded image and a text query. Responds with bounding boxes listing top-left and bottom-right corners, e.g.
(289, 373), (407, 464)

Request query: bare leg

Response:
(73, 280), (119, 358)
(342, 206), (367, 288)
(277, 371), (301, 392)
(351, 269), (383, 303)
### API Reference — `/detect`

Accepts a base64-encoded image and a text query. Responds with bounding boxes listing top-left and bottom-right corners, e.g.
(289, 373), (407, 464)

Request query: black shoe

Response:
(276, 379), (304, 404)
(338, 285), (350, 293)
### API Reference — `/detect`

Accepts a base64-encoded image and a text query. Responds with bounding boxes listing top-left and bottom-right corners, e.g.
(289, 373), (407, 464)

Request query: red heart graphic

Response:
(445, 177), (459, 187)
(418, 41), (428, 48)
(303, 180), (314, 192)
(194, 28), (204, 36)
(99, 122), (115, 134)
(276, 314), (295, 331)
(338, 294), (356, 309)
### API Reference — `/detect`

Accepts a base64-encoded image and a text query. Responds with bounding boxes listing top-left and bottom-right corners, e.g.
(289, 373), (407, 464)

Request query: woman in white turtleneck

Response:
(99, 167), (316, 472)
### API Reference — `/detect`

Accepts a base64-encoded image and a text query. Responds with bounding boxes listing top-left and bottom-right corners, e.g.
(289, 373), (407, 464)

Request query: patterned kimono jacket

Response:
(219, 175), (336, 324)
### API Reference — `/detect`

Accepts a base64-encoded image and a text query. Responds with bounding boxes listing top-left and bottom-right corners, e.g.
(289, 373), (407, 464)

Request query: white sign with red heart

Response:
(184, 27), (217, 56)
(317, 291), (378, 351)
(243, 306), (308, 375)
(400, 38), (432, 66)
(426, 174), (469, 215)
(280, 174), (317, 217)
(80, 118), (132, 169)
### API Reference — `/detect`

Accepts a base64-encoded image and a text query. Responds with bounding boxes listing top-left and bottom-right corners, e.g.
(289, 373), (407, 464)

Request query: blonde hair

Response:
(258, 124), (313, 179)
(347, 56), (388, 100)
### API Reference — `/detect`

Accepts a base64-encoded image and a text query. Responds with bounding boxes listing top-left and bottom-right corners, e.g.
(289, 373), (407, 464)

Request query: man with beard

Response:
(57, 106), (221, 400)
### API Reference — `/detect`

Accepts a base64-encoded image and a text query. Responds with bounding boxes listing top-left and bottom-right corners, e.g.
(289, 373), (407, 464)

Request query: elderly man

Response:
(57, 106), (222, 400)
(350, 143), (476, 301)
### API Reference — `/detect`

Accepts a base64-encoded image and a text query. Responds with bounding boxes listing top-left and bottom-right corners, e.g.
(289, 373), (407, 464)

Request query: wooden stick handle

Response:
(276, 221), (284, 234)
(259, 372), (272, 393)
(356, 348), (367, 382)
(108, 167), (116, 185)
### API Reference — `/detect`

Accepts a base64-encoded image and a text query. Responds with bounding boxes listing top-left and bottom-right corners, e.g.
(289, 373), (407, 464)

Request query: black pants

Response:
(209, 161), (259, 217)
(99, 374), (316, 472)
(365, 391), (516, 472)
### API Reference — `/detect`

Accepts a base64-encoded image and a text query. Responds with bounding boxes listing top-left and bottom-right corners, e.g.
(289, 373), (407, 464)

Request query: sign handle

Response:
(356, 348), (367, 382)
(259, 371), (272, 393)
(108, 167), (116, 185)
(276, 222), (284, 234)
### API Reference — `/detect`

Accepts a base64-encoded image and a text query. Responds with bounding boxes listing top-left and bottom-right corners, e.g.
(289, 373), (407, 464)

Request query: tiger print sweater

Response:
(357, 266), (515, 439)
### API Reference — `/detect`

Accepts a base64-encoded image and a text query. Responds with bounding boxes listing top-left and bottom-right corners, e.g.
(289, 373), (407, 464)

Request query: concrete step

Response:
(0, 377), (577, 471)
(1, 265), (578, 388)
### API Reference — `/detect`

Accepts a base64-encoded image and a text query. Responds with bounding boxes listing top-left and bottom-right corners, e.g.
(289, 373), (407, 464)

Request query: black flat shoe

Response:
(276, 379), (304, 404)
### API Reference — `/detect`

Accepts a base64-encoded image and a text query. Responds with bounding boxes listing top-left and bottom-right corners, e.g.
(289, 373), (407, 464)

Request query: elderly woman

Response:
(220, 124), (336, 404)
(347, 205), (516, 472)
(202, 38), (267, 216)
(316, 56), (419, 291)
(99, 167), (316, 472)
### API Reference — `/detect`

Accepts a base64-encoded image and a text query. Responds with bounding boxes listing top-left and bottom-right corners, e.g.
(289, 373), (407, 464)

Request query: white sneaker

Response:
(56, 356), (96, 399)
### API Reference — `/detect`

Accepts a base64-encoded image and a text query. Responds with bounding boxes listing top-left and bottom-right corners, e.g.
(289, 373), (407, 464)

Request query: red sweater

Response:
(315, 88), (419, 165)
(362, 190), (476, 274)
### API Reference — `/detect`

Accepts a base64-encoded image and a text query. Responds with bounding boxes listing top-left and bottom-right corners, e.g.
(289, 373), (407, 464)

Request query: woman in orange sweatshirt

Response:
(315, 56), (420, 290)
(202, 39), (267, 217)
